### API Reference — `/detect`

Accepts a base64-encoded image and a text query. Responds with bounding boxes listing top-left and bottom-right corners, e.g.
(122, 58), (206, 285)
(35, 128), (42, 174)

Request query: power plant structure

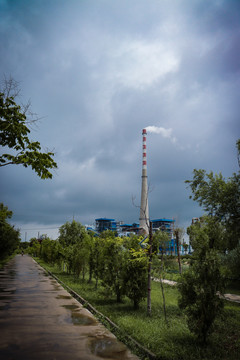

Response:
(86, 128), (191, 253)
(139, 128), (150, 235)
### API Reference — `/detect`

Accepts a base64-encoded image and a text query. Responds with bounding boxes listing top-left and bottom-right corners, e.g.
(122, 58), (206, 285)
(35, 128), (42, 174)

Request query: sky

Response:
(0, 0), (239, 242)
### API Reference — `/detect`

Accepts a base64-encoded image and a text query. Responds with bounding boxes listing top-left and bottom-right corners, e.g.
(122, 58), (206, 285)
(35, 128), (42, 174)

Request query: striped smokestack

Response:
(139, 128), (149, 234)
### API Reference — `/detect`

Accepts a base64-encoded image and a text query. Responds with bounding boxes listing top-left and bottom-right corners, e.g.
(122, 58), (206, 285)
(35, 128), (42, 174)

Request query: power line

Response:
(20, 226), (60, 231)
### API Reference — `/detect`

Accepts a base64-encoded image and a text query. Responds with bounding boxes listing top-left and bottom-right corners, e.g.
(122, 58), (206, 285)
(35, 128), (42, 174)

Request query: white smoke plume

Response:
(145, 126), (176, 143)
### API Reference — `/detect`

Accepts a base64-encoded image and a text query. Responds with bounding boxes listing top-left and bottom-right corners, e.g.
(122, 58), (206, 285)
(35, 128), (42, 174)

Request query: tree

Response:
(58, 220), (86, 247)
(124, 248), (148, 309)
(58, 220), (90, 278)
(224, 244), (240, 279)
(100, 229), (117, 239)
(178, 217), (225, 344)
(100, 236), (126, 302)
(152, 230), (170, 323)
(185, 139), (240, 251)
(90, 237), (105, 288)
(0, 77), (57, 179)
(0, 203), (20, 260)
(182, 242), (189, 255)
(40, 237), (56, 264)
(174, 228), (184, 274)
(71, 235), (90, 280)
(153, 229), (170, 260)
(27, 238), (41, 257)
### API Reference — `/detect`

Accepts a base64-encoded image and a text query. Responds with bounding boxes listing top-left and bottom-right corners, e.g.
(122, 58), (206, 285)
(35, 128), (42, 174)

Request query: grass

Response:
(225, 279), (240, 295)
(0, 252), (17, 269)
(37, 259), (240, 360)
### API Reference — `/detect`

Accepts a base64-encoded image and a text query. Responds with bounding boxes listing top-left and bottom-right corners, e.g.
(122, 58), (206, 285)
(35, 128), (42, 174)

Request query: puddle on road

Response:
(0, 295), (12, 300)
(0, 289), (15, 299)
(52, 285), (61, 291)
(9, 270), (16, 277)
(0, 288), (15, 293)
(62, 304), (79, 310)
(56, 295), (72, 300)
(59, 309), (97, 326)
(89, 337), (127, 359)
(2, 287), (16, 292)
(71, 312), (97, 326)
(0, 304), (10, 311)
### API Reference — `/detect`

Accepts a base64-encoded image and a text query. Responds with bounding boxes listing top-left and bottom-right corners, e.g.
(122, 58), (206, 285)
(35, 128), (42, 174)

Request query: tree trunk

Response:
(82, 266), (85, 281)
(159, 249), (168, 324)
(116, 290), (122, 303)
(160, 275), (168, 325)
(175, 230), (182, 274)
(95, 277), (98, 290)
(147, 222), (152, 316)
(134, 299), (139, 310)
(88, 268), (92, 283)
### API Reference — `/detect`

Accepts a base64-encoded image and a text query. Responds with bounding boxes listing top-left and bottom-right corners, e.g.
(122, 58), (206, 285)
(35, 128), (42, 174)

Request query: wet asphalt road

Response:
(0, 255), (139, 360)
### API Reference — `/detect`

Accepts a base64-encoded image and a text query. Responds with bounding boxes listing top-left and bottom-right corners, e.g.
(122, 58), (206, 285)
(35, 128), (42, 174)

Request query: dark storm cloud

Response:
(0, 0), (239, 240)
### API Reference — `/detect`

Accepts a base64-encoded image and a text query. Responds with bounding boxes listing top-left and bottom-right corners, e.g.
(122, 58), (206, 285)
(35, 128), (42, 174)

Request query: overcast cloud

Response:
(0, 0), (239, 241)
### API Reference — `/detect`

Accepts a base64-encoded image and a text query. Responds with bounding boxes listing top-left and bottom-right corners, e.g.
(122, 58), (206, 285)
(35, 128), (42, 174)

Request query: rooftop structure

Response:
(95, 218), (118, 233)
(151, 218), (175, 239)
(120, 223), (139, 233)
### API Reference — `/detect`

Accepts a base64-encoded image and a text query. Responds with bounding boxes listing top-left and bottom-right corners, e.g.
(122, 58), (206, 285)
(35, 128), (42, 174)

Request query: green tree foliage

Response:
(27, 238), (41, 257)
(19, 241), (29, 251)
(40, 237), (60, 265)
(224, 244), (240, 279)
(0, 78), (57, 179)
(58, 221), (91, 278)
(0, 203), (20, 260)
(153, 230), (170, 258)
(174, 228), (184, 274)
(152, 230), (170, 322)
(100, 237), (126, 302)
(58, 220), (86, 246)
(185, 139), (240, 251)
(100, 229), (117, 239)
(71, 238), (90, 280)
(30, 221), (149, 310)
(178, 217), (225, 344)
(90, 237), (105, 289)
(124, 248), (148, 309)
(99, 235), (148, 307)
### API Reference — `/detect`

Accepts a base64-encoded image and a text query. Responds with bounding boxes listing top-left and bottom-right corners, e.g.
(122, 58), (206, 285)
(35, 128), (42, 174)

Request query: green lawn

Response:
(37, 260), (240, 360)
(225, 280), (240, 296)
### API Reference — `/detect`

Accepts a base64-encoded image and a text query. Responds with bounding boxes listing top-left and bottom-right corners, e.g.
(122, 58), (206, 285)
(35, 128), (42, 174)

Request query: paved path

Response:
(0, 255), (139, 360)
(152, 277), (240, 303)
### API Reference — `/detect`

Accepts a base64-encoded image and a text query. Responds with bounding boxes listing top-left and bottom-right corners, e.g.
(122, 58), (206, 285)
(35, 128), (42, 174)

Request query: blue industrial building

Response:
(95, 218), (175, 236)
(95, 218), (118, 233)
(94, 217), (188, 254)
(151, 218), (174, 236)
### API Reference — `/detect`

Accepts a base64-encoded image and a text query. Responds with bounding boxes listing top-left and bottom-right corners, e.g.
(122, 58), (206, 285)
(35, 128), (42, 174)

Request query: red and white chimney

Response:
(139, 129), (149, 234)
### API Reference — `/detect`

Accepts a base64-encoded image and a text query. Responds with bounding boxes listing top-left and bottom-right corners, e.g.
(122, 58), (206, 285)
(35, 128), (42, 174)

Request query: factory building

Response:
(95, 218), (117, 233)
(94, 217), (188, 254)
(95, 218), (125, 233)
(95, 218), (174, 237)
(93, 130), (187, 253)
(119, 223), (139, 237)
(151, 218), (174, 237)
